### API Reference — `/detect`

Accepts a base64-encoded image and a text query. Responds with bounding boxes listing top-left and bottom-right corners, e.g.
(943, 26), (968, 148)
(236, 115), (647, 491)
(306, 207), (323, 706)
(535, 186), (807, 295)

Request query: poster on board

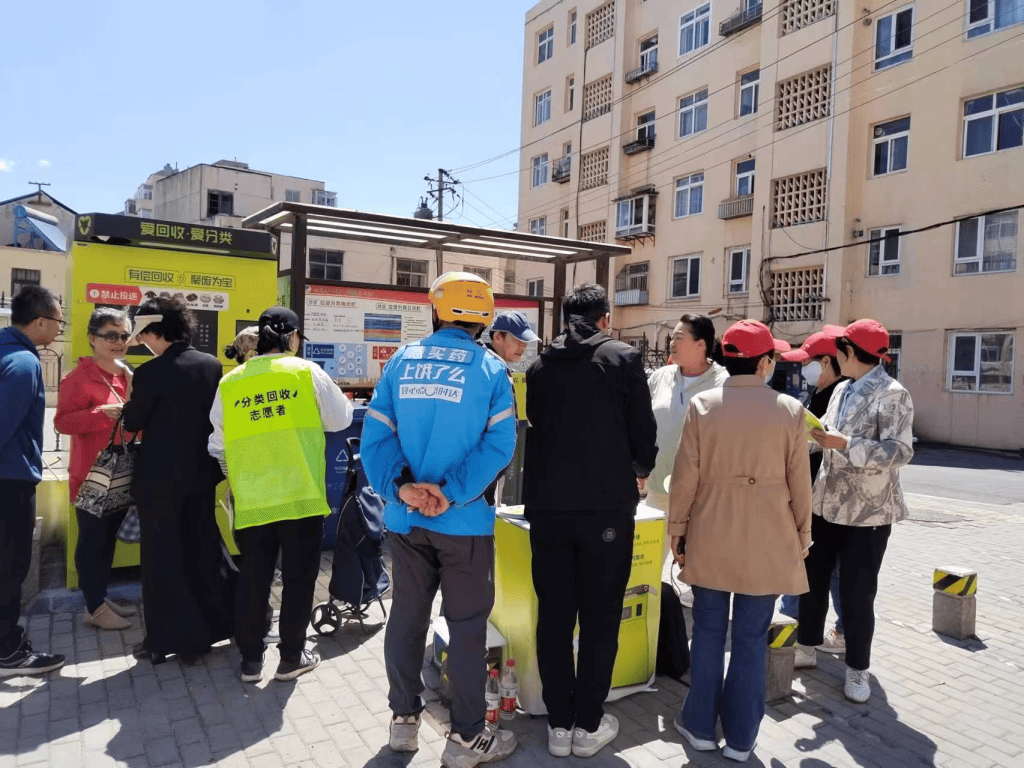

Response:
(303, 284), (540, 387)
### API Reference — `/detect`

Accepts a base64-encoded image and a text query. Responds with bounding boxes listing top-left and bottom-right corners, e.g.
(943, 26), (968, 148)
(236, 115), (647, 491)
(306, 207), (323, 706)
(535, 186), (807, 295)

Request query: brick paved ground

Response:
(2, 492), (1023, 768)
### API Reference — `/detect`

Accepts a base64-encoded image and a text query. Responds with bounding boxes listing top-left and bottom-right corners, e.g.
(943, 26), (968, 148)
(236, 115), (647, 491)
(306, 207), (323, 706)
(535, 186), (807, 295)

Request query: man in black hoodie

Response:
(523, 284), (658, 758)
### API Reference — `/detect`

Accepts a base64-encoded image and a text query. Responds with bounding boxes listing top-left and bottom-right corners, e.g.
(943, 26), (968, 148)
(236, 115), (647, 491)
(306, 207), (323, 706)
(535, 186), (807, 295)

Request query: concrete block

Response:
(21, 517), (42, 607)
(933, 591), (976, 640)
(766, 646), (796, 702)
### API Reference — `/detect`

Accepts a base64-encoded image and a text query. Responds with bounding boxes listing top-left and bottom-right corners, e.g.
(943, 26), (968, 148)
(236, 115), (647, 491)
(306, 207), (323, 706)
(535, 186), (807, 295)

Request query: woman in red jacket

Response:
(55, 308), (136, 631)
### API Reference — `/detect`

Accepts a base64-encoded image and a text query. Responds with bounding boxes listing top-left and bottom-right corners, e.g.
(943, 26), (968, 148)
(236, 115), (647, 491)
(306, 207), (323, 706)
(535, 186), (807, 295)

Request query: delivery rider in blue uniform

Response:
(362, 272), (518, 768)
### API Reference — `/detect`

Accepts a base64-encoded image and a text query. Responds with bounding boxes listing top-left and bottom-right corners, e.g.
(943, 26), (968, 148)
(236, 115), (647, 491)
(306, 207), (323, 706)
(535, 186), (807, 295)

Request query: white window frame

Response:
(138, 209), (153, 219)
(674, 173), (704, 218)
(728, 247), (752, 294)
(868, 226), (902, 276)
(527, 278), (545, 297)
(615, 195), (655, 238)
(954, 210), (1018, 274)
(561, 208), (570, 238)
(395, 258), (429, 288)
(735, 158), (756, 196)
(538, 26), (554, 63)
(535, 90), (552, 126)
(285, 189), (301, 203)
(739, 69), (760, 116)
(569, 9), (578, 45)
(875, 6), (915, 70)
(529, 217), (547, 235)
(532, 154), (549, 188)
(308, 248), (344, 281)
(947, 330), (1015, 393)
(464, 265), (492, 283)
(312, 190), (337, 206)
(963, 87), (1024, 158)
(679, 3), (712, 56)
(640, 34), (659, 71)
(967, 0), (1024, 39)
(883, 332), (902, 380)
(670, 254), (702, 299)
(566, 76), (576, 111)
(678, 89), (709, 137)
(637, 110), (657, 141)
(872, 117), (911, 176)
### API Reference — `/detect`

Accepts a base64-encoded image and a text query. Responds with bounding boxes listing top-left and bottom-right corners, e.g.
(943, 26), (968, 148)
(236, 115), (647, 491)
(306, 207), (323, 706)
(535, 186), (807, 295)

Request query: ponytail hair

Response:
(255, 324), (293, 356)
(679, 314), (724, 365)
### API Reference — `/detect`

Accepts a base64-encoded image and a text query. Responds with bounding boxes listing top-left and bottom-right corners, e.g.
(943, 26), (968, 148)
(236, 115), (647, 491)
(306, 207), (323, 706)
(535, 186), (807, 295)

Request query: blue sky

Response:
(0, 0), (526, 229)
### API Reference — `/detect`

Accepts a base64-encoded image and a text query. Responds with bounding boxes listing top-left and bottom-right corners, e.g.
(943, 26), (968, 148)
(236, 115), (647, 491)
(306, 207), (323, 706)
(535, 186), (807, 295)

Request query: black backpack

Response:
(656, 580), (690, 680)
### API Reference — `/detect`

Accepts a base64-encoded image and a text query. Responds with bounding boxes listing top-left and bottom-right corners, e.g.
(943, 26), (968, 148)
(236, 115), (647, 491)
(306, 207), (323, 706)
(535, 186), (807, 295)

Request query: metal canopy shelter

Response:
(242, 202), (632, 335)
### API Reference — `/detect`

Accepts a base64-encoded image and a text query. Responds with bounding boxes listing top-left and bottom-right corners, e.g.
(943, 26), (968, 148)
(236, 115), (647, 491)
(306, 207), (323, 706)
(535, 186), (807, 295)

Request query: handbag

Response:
(116, 506), (141, 544)
(73, 414), (139, 519)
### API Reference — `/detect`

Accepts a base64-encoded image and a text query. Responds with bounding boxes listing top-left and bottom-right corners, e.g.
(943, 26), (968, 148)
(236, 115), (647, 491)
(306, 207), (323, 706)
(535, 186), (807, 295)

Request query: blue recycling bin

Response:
(323, 404), (367, 548)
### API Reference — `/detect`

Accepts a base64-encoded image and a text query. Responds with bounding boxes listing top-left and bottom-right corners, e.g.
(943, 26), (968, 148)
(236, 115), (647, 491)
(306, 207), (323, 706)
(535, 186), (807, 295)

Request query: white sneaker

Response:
(548, 724), (572, 757)
(845, 667), (871, 703)
(723, 743), (755, 762)
(441, 725), (517, 767)
(390, 713), (420, 752)
(571, 714), (618, 758)
(794, 644), (817, 669)
(673, 712), (717, 751)
(816, 628), (846, 655)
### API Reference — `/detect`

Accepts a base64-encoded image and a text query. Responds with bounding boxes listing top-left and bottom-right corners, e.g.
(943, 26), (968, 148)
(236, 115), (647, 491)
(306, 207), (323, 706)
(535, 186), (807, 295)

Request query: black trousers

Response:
(529, 513), (635, 733)
(75, 506), (129, 614)
(797, 514), (891, 671)
(0, 480), (35, 657)
(235, 515), (323, 664)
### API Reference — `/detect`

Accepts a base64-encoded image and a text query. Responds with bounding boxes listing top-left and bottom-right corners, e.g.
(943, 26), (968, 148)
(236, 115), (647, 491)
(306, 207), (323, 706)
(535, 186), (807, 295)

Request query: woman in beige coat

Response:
(668, 320), (811, 763)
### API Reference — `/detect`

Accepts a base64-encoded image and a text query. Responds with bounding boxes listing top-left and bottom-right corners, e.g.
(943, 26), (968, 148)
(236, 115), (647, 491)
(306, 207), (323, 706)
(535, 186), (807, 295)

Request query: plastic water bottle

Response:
(485, 668), (501, 724)
(500, 659), (518, 719)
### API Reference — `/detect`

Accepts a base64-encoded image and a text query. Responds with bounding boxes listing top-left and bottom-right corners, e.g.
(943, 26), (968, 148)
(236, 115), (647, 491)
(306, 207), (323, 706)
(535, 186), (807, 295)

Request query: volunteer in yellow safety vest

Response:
(208, 306), (353, 684)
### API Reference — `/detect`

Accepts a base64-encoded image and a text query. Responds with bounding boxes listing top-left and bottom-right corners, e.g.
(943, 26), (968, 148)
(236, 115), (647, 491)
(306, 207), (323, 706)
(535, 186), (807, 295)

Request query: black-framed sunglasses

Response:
(95, 332), (132, 343)
(42, 316), (67, 331)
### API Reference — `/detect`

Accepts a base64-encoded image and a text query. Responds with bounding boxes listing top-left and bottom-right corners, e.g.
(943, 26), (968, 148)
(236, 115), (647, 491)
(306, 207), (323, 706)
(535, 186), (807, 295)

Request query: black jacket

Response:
(808, 378), (844, 482)
(523, 316), (658, 515)
(122, 343), (225, 496)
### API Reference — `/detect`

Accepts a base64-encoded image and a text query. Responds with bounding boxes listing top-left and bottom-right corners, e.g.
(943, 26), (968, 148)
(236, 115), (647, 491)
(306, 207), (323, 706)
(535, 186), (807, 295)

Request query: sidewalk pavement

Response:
(2, 492), (1023, 768)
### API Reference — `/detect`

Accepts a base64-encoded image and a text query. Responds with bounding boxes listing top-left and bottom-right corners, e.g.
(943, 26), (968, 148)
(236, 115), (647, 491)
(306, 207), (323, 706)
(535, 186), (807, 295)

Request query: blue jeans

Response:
(681, 587), (776, 752)
(780, 568), (843, 634)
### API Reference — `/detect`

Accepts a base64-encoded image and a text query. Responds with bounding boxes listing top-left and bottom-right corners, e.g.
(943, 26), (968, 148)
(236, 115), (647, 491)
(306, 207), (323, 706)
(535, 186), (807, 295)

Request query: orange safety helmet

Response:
(428, 271), (495, 323)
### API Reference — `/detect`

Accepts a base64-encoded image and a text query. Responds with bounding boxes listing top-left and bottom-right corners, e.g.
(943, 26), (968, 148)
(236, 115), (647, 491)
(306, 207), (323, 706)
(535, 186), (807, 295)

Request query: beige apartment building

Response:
(516, 0), (1024, 449)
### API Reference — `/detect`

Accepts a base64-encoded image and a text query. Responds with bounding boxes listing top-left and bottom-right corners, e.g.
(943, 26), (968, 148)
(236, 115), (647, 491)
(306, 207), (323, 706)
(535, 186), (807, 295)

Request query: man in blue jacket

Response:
(0, 286), (66, 677)
(363, 272), (518, 768)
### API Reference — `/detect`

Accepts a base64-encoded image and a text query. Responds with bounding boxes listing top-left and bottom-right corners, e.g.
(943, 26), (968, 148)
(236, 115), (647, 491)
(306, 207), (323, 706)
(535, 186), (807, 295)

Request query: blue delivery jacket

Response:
(0, 326), (45, 483)
(361, 327), (516, 537)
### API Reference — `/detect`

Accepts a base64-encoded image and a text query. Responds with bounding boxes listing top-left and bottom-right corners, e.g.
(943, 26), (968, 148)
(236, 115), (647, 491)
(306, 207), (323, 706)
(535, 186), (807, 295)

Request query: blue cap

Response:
(491, 311), (539, 342)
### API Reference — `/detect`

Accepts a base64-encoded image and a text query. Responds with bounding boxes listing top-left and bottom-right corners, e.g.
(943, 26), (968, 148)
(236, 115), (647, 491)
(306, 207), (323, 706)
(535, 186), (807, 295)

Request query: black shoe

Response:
(0, 640), (65, 678)
(177, 646), (211, 665)
(275, 649), (319, 681)
(132, 642), (166, 665)
(240, 654), (264, 683)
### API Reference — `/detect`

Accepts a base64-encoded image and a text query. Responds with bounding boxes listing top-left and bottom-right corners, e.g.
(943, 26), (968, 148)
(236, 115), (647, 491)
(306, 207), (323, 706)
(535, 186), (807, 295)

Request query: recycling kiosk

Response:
(63, 213), (278, 587)
(490, 503), (664, 715)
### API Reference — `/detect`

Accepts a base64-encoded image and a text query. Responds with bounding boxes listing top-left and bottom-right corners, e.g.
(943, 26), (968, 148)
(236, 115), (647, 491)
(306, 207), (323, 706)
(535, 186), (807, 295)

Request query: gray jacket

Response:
(812, 365), (914, 527)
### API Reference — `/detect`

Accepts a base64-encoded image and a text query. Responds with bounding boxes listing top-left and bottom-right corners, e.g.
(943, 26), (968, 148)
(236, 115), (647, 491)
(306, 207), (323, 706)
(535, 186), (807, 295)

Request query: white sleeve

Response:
(308, 363), (355, 432)
(208, 387), (227, 473)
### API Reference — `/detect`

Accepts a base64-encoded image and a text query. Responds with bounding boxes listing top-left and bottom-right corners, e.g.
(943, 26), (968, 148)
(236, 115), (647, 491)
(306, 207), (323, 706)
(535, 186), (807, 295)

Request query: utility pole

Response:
(27, 181), (51, 202)
(423, 169), (460, 277)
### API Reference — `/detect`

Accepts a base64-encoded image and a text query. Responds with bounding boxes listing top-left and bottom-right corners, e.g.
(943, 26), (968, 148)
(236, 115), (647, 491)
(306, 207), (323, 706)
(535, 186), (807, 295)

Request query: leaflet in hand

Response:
(803, 409), (824, 441)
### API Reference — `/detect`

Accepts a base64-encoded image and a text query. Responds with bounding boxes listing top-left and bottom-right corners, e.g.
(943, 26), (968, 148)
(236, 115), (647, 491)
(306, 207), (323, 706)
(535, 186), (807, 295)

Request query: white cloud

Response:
(38, 159), (51, 168)
(0, 159), (14, 172)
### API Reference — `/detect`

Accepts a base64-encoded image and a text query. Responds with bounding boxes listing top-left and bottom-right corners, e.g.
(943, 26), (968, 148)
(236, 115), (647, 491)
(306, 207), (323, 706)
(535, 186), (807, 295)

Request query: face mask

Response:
(802, 361), (823, 388)
(763, 360), (776, 386)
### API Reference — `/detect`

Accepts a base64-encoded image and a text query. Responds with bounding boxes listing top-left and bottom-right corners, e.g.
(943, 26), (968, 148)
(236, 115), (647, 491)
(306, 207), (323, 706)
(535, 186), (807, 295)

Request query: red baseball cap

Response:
(773, 339), (792, 354)
(782, 331), (840, 362)
(722, 320), (777, 358)
(827, 319), (892, 362)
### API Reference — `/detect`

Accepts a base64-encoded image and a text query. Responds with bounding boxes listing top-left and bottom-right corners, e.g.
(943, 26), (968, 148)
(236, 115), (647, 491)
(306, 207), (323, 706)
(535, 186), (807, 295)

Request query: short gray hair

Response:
(87, 307), (129, 336)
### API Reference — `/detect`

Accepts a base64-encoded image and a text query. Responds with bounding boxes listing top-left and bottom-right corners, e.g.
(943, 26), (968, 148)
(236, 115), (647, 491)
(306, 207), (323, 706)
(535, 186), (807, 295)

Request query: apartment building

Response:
(516, 0), (1024, 449)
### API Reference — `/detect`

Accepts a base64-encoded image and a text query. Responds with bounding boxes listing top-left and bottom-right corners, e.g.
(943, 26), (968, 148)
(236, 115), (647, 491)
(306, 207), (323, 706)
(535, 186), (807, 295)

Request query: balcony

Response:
(552, 157), (571, 183)
(614, 223), (655, 241)
(615, 288), (649, 306)
(718, 194), (754, 219)
(625, 57), (659, 85)
(720, 2), (763, 36)
(623, 136), (655, 156)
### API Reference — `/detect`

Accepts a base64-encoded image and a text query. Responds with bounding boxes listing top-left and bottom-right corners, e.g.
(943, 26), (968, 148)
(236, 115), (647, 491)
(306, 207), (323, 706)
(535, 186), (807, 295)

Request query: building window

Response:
(875, 7), (915, 70)
(561, 208), (570, 237)
(776, 65), (831, 131)
(674, 173), (704, 218)
(781, 0), (836, 34)
(535, 90), (552, 126)
(615, 194), (656, 238)
(968, 0), (1024, 38)
(769, 266), (824, 321)
(504, 266), (517, 294)
(771, 168), (827, 228)
(637, 110), (657, 141)
(313, 190), (337, 206)
(728, 248), (752, 294)
(735, 158), (756, 196)
(527, 278), (545, 297)
(138, 185), (153, 201)
(586, 2), (616, 49)
(207, 191), (233, 217)
(639, 34), (659, 72)
(583, 74), (613, 121)
(396, 258), (428, 288)
(615, 262), (650, 306)
(569, 9), (578, 44)
(740, 69), (760, 116)
(948, 331), (1014, 392)
(464, 266), (492, 283)
(538, 26), (554, 63)
(868, 227), (902, 276)
(138, 210), (153, 219)
(567, 76), (576, 111)
(883, 332), (902, 379)
(529, 217), (547, 235)
(580, 147), (609, 190)
(678, 89), (709, 137)
(532, 154), (549, 188)
(955, 210), (1018, 274)
(873, 117), (911, 176)
(679, 4), (711, 55)
(285, 189), (302, 203)
(578, 221), (607, 242)
(11, 268), (41, 297)
(671, 254), (701, 299)
(309, 249), (343, 281)
(963, 87), (1024, 157)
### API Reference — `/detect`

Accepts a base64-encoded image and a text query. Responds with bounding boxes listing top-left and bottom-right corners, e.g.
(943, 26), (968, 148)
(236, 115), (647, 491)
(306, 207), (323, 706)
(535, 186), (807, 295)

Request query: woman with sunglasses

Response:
(55, 308), (137, 631)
